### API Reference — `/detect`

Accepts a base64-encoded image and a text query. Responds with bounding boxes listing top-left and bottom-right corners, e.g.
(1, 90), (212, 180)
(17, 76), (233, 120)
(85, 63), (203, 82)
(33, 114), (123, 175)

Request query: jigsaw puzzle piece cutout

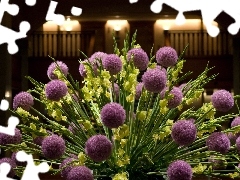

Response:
(0, 21), (30, 54)
(0, 116), (19, 136)
(0, 162), (16, 180)
(71, 6), (82, 16)
(25, 0), (37, 6)
(46, 0), (65, 25)
(16, 151), (50, 180)
(0, 99), (9, 111)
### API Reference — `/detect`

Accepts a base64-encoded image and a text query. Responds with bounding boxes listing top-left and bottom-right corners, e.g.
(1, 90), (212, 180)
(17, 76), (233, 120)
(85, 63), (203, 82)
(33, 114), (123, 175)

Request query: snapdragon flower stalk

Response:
(2, 31), (240, 180)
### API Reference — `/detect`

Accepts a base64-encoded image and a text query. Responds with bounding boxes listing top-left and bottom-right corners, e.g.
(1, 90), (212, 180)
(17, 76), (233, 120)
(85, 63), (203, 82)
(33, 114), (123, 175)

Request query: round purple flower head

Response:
(167, 160), (192, 180)
(45, 80), (68, 101)
(100, 102), (126, 128)
(85, 135), (112, 162)
(59, 156), (78, 179)
(211, 89), (234, 112)
(206, 132), (230, 154)
(67, 166), (93, 180)
(113, 83), (120, 99)
(102, 54), (122, 75)
(142, 68), (167, 93)
(41, 135), (65, 159)
(0, 128), (22, 145)
(33, 136), (45, 146)
(90, 51), (107, 62)
(0, 157), (16, 178)
(231, 117), (240, 127)
(208, 156), (226, 170)
(11, 152), (27, 166)
(160, 86), (183, 108)
(156, 65), (167, 74)
(156, 46), (178, 67)
(227, 132), (238, 145)
(79, 60), (88, 78)
(127, 48), (149, 71)
(179, 83), (191, 93)
(13, 91), (34, 111)
(135, 82), (144, 100)
(171, 120), (197, 146)
(235, 136), (240, 153)
(47, 61), (69, 80)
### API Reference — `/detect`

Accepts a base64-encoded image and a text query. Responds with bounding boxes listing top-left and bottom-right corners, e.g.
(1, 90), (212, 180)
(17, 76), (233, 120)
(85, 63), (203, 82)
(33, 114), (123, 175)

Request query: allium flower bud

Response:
(171, 120), (197, 146)
(142, 68), (167, 93)
(135, 82), (144, 100)
(85, 135), (112, 162)
(100, 102), (126, 129)
(47, 61), (68, 80)
(160, 86), (183, 108)
(67, 166), (94, 180)
(13, 91), (34, 111)
(156, 46), (178, 67)
(102, 54), (122, 75)
(0, 128), (22, 145)
(211, 89), (234, 112)
(206, 132), (230, 154)
(0, 158), (16, 177)
(59, 156), (78, 179)
(41, 135), (65, 159)
(167, 160), (192, 180)
(127, 48), (149, 71)
(45, 80), (68, 101)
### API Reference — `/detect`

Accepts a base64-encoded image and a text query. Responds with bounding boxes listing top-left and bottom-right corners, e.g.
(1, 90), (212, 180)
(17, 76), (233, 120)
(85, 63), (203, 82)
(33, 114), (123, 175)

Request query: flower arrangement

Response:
(2, 32), (240, 180)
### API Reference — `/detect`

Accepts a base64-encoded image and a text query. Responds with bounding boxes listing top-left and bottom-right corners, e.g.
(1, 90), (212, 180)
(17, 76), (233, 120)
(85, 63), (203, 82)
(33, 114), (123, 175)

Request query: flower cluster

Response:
(3, 32), (240, 180)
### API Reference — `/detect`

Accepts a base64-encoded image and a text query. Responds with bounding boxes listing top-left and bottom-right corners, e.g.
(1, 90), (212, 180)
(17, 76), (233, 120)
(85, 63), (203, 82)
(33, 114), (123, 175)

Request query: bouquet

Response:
(2, 31), (240, 180)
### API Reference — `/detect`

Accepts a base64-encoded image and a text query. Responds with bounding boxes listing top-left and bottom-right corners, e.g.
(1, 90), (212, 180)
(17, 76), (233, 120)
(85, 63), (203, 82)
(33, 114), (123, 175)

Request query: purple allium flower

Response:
(90, 51), (107, 62)
(41, 135), (65, 159)
(167, 160), (192, 180)
(206, 132), (230, 154)
(33, 136), (45, 146)
(112, 83), (120, 99)
(100, 102), (126, 128)
(0, 157), (16, 178)
(85, 135), (112, 162)
(59, 156), (78, 179)
(102, 54), (122, 75)
(0, 128), (22, 145)
(13, 91), (34, 111)
(67, 166), (94, 180)
(47, 61), (69, 80)
(142, 68), (167, 93)
(179, 83), (191, 93)
(231, 117), (240, 127)
(211, 90), (234, 112)
(208, 156), (226, 170)
(160, 87), (183, 108)
(135, 82), (144, 100)
(11, 152), (27, 166)
(156, 46), (178, 67)
(227, 132), (238, 145)
(79, 60), (88, 78)
(45, 80), (68, 101)
(127, 48), (149, 71)
(171, 120), (197, 146)
(236, 136), (240, 152)
(156, 65), (167, 74)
